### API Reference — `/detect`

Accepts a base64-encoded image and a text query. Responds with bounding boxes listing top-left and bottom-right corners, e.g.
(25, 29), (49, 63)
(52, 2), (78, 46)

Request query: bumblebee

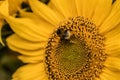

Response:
(56, 29), (76, 43)
(57, 29), (71, 39)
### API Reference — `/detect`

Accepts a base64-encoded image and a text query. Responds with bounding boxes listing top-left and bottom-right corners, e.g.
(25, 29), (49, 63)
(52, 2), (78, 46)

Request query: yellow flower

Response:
(1, 0), (120, 80)
(0, 0), (27, 45)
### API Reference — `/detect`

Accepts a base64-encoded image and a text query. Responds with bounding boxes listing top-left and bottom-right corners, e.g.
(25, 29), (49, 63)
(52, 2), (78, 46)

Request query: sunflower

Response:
(1, 0), (120, 80)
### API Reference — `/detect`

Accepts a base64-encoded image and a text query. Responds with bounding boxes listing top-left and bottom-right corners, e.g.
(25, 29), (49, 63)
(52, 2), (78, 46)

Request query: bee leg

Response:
(69, 40), (76, 44)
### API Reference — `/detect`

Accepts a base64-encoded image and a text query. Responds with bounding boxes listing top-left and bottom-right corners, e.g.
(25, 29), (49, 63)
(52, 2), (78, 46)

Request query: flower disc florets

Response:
(45, 16), (107, 80)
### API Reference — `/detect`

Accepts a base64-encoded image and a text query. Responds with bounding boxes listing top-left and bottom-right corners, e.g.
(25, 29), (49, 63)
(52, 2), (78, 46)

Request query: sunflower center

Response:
(57, 36), (88, 74)
(45, 16), (107, 80)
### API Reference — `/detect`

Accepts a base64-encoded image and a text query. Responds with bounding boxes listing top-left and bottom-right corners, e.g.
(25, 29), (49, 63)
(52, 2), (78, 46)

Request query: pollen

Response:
(45, 16), (107, 80)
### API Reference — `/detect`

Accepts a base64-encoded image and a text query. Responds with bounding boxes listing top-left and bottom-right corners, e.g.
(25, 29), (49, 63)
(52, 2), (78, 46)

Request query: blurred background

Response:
(0, 0), (49, 80)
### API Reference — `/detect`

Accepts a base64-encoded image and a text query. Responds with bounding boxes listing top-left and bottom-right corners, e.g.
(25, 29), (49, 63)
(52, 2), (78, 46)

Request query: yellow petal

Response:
(19, 9), (56, 36)
(100, 0), (120, 33)
(18, 9), (56, 30)
(0, 0), (7, 46)
(28, 0), (63, 25)
(8, 0), (25, 15)
(7, 43), (45, 56)
(50, 0), (77, 18)
(100, 68), (119, 80)
(48, 1), (65, 20)
(7, 34), (47, 50)
(106, 45), (120, 57)
(19, 9), (43, 21)
(0, 29), (2, 45)
(7, 34), (46, 63)
(4, 16), (51, 41)
(105, 39), (120, 56)
(0, 0), (9, 16)
(7, 34), (46, 56)
(105, 24), (120, 40)
(105, 57), (120, 71)
(105, 24), (120, 56)
(0, 19), (4, 46)
(75, 0), (97, 18)
(75, 0), (83, 16)
(18, 55), (44, 63)
(12, 63), (48, 80)
(92, 0), (112, 26)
